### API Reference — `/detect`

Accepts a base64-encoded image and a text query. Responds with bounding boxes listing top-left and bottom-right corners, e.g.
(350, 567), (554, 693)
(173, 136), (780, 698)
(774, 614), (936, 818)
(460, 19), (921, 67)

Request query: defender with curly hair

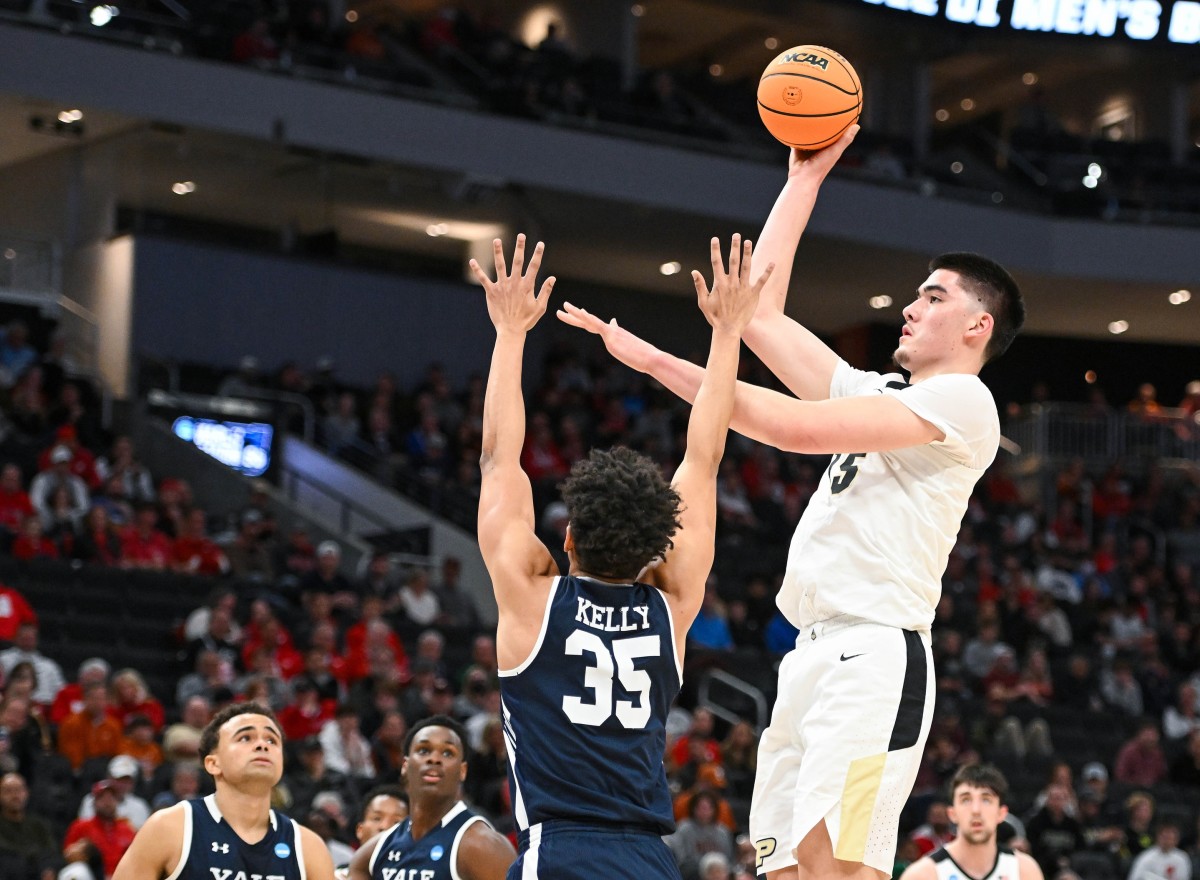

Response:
(473, 233), (772, 880)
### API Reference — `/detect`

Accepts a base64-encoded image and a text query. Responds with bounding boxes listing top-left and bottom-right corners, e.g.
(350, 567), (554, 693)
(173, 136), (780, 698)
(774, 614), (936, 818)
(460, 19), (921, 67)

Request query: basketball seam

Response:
(821, 51), (861, 96)
(758, 100), (862, 120)
(761, 71), (859, 97)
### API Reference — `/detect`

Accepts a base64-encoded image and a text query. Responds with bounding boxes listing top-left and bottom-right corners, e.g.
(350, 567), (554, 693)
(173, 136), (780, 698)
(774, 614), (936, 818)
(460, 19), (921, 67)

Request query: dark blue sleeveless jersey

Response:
(499, 574), (682, 835)
(167, 795), (305, 880)
(368, 801), (486, 880)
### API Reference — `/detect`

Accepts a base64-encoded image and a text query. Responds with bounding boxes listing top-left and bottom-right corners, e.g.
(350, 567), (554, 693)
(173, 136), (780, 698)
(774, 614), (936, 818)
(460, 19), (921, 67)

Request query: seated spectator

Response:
(184, 604), (240, 673)
(963, 621), (1012, 682)
(161, 696), (210, 764)
(93, 436), (154, 503)
(688, 577), (734, 652)
(57, 837), (105, 880)
(119, 714), (163, 778)
(108, 668), (164, 733)
(909, 800), (955, 856)
(355, 552), (400, 613)
(1026, 783), (1086, 877)
(666, 790), (734, 880)
(278, 678), (335, 741)
(50, 658), (109, 726)
(37, 426), (99, 490)
(0, 582), (36, 645)
(397, 568), (440, 627)
(0, 321), (37, 389)
(0, 771), (57, 880)
(1114, 720), (1167, 787)
(369, 711), (407, 786)
(177, 649), (233, 710)
(1121, 791), (1156, 863)
(92, 476), (134, 528)
(10, 515), (58, 562)
(47, 384), (103, 461)
(670, 707), (721, 770)
(57, 681), (123, 771)
(223, 509), (276, 583)
(63, 780), (135, 878)
(171, 508), (228, 576)
(433, 556), (479, 631)
(321, 391), (361, 456)
(1169, 730), (1200, 787)
(240, 607), (302, 681)
(279, 736), (348, 819)
(1127, 821), (1190, 880)
(149, 763), (201, 811)
(0, 623), (65, 705)
(7, 367), (48, 437)
(299, 540), (355, 610)
(318, 703), (375, 781)
(275, 525), (317, 590)
(182, 588), (241, 645)
(1100, 659), (1145, 718)
(0, 465), (34, 545)
(1163, 682), (1200, 741)
(719, 720), (757, 800)
(76, 755), (150, 830)
(120, 502), (172, 570)
(72, 506), (123, 566)
(0, 696), (45, 784)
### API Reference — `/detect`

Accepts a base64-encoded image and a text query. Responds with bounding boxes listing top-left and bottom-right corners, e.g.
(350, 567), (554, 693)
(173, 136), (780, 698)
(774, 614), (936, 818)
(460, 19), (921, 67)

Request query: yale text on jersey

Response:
(207, 871), (285, 880)
(380, 870), (436, 880)
(575, 597), (650, 632)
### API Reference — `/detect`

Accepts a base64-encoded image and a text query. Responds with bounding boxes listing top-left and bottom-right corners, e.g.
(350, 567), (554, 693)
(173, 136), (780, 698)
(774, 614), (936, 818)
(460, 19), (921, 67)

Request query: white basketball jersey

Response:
(777, 360), (999, 633)
(932, 846), (1021, 880)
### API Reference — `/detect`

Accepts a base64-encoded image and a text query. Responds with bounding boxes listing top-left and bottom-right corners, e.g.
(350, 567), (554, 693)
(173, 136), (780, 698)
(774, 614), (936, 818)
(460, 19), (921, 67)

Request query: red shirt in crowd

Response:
(172, 536), (228, 576)
(0, 584), (37, 641)
(64, 815), (136, 876)
(50, 683), (85, 725)
(0, 488), (34, 532)
(277, 699), (336, 741)
(110, 697), (166, 732)
(11, 534), (59, 561)
(121, 527), (173, 568)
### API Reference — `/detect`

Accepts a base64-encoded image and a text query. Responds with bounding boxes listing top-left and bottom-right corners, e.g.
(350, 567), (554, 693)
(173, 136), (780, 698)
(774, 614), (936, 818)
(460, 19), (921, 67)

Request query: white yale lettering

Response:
(207, 871), (285, 880)
(380, 870), (436, 880)
(574, 597), (650, 632)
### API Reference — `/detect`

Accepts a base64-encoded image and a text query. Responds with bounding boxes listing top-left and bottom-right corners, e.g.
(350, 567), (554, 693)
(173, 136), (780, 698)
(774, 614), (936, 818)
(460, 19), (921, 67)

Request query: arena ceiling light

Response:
(171, 181), (196, 195)
(426, 223), (449, 237)
(659, 261), (682, 276)
(868, 295), (892, 309)
(57, 109), (83, 124)
(1108, 320), (1129, 334)
(89, 4), (118, 26)
(1169, 290), (1192, 305)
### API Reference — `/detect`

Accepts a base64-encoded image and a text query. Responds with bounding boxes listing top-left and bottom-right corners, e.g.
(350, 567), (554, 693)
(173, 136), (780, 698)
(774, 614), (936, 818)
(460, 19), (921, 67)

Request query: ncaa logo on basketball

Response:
(782, 51), (829, 70)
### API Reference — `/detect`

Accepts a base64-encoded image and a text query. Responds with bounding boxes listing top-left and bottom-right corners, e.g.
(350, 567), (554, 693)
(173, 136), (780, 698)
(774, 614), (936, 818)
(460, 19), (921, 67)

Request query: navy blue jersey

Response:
(499, 575), (682, 835)
(368, 801), (486, 880)
(167, 795), (305, 880)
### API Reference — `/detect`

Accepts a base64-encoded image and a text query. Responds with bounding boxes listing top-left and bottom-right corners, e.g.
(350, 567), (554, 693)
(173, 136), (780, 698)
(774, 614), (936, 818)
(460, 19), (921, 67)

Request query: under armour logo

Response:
(212, 842), (230, 854)
(387, 851), (402, 861)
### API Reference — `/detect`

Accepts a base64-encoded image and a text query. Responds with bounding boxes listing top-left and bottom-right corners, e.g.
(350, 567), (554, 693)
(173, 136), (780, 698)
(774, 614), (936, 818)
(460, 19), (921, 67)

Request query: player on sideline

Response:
(472, 233), (771, 880)
(559, 126), (1025, 880)
(900, 764), (1043, 880)
(333, 786), (407, 880)
(348, 716), (514, 880)
(113, 701), (334, 880)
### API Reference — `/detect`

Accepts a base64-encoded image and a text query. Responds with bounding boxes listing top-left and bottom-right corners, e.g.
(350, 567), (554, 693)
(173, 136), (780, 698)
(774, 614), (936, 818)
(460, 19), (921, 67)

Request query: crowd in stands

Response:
(0, 302), (1199, 879)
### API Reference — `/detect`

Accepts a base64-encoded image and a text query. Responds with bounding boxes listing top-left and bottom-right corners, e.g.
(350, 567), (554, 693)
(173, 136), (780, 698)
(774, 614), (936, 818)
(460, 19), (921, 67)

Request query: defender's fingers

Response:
(728, 233), (742, 280)
(740, 238), (754, 282)
(709, 236), (725, 279)
(468, 259), (491, 287)
(692, 269), (710, 303)
(511, 233), (527, 276)
(752, 262), (777, 292)
(492, 238), (508, 278)
(525, 240), (546, 279)
(535, 276), (556, 306)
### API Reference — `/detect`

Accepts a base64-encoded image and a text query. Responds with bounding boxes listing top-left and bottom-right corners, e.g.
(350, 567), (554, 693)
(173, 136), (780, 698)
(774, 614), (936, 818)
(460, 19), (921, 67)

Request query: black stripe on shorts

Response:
(887, 629), (927, 751)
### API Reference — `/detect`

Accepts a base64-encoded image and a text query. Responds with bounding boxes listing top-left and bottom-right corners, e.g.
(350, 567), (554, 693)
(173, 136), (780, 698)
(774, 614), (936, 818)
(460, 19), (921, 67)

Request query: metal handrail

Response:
(278, 461), (396, 536)
(697, 668), (769, 734)
(225, 387), (316, 445)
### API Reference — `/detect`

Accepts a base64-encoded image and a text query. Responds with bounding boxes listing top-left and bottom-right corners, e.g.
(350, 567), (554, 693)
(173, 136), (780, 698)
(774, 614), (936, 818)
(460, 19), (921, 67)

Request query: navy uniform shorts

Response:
(509, 821), (681, 880)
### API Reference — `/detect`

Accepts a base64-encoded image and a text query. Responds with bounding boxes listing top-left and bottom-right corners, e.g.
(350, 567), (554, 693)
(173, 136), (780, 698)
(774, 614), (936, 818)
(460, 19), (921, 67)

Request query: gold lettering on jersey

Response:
(755, 838), (777, 870)
(574, 597), (650, 632)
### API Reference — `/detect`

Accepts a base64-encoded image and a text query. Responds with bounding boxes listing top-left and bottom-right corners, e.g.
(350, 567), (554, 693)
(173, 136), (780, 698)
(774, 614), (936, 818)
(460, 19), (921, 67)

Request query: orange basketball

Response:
(757, 45), (862, 150)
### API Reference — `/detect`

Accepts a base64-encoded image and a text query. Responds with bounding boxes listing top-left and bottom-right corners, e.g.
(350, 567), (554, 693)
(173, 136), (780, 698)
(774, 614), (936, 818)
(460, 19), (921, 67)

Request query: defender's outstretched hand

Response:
(471, 235), (555, 334)
(788, 123), (859, 184)
(692, 234), (774, 334)
(556, 302), (658, 374)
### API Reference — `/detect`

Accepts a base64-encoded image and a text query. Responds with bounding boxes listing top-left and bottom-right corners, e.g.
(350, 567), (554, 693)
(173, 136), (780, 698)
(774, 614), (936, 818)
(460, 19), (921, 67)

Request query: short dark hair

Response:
(929, 253), (1024, 363)
(358, 785), (408, 822)
(403, 714), (468, 759)
(948, 763), (1009, 804)
(199, 701), (281, 759)
(560, 447), (682, 579)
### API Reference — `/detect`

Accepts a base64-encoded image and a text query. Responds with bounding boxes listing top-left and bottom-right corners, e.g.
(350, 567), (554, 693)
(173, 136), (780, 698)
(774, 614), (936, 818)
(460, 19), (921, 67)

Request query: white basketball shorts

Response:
(749, 617), (934, 876)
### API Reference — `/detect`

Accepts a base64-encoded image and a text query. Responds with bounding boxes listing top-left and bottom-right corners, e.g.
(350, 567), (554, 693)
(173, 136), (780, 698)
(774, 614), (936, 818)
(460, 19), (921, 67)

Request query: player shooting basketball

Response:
(559, 128), (1025, 880)
(472, 233), (772, 879)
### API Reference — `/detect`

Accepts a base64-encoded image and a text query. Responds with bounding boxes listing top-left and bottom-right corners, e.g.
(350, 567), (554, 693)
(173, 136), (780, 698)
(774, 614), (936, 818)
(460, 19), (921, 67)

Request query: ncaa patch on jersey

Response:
(430, 845), (444, 861)
(274, 843), (291, 859)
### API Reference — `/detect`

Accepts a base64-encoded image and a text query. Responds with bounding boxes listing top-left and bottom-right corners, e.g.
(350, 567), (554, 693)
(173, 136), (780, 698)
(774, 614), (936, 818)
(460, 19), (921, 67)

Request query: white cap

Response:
(108, 754), (139, 779)
(317, 540), (341, 558)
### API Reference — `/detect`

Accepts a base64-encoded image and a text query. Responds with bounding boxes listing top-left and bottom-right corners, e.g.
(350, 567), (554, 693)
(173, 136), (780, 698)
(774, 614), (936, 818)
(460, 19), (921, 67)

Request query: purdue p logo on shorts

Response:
(755, 837), (777, 870)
